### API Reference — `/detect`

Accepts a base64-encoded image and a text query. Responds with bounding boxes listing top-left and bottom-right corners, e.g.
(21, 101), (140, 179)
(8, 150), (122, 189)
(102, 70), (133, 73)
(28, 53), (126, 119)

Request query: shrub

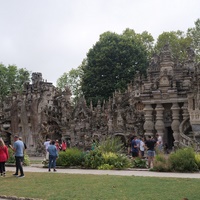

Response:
(23, 154), (30, 166)
(6, 147), (15, 164)
(102, 152), (131, 169)
(195, 153), (200, 169)
(153, 154), (171, 172)
(6, 147), (30, 166)
(102, 152), (118, 166)
(98, 164), (114, 170)
(83, 136), (130, 170)
(56, 148), (85, 167)
(169, 148), (198, 172)
(83, 149), (104, 169)
(131, 157), (147, 168)
(112, 154), (131, 169)
(98, 136), (124, 153)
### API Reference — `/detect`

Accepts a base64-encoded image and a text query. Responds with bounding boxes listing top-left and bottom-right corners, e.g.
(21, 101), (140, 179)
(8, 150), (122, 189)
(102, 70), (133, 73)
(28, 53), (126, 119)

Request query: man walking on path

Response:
(12, 135), (25, 178)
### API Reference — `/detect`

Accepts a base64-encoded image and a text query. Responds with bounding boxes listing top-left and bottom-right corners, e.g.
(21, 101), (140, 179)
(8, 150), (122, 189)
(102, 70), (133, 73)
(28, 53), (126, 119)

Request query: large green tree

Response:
(81, 31), (149, 105)
(123, 28), (154, 59)
(56, 64), (83, 103)
(0, 64), (30, 102)
(154, 31), (192, 62)
(187, 18), (200, 61)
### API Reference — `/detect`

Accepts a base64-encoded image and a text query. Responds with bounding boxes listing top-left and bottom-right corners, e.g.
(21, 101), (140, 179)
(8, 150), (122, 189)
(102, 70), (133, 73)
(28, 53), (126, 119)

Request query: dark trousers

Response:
(49, 155), (57, 169)
(0, 162), (5, 174)
(15, 156), (24, 176)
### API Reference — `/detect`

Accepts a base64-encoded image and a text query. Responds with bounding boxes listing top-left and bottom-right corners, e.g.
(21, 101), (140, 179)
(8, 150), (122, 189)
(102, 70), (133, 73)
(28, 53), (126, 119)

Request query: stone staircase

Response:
(179, 117), (200, 152)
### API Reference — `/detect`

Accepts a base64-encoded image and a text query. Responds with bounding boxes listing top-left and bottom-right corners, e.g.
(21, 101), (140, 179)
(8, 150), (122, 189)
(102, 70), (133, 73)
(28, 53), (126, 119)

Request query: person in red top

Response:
(0, 138), (9, 177)
(61, 140), (67, 151)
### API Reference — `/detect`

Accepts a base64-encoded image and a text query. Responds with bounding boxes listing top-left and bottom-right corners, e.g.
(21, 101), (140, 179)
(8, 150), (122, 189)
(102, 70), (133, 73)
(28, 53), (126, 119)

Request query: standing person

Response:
(19, 137), (27, 154)
(156, 133), (163, 152)
(13, 135), (25, 178)
(61, 140), (67, 151)
(44, 138), (50, 160)
(55, 140), (60, 151)
(136, 137), (141, 157)
(0, 138), (9, 177)
(131, 136), (139, 159)
(19, 137), (27, 149)
(47, 140), (58, 172)
(139, 137), (145, 158)
(145, 135), (157, 169)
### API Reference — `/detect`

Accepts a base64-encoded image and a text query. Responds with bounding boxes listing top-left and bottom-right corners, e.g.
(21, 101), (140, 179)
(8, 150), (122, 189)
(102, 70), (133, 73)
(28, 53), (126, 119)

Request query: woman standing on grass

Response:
(0, 138), (9, 177)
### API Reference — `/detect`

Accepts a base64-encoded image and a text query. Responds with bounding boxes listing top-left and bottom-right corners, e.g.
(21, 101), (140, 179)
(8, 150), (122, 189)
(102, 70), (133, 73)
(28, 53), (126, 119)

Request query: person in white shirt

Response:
(44, 138), (50, 160)
(156, 133), (163, 152)
(139, 138), (145, 158)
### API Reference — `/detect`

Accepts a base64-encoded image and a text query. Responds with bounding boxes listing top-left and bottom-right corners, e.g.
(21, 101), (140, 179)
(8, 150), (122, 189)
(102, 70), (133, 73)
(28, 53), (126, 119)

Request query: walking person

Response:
(12, 135), (25, 178)
(0, 138), (9, 177)
(47, 140), (58, 172)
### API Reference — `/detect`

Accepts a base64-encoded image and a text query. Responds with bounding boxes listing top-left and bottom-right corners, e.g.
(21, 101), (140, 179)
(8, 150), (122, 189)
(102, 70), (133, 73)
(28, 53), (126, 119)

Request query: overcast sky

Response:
(0, 0), (200, 86)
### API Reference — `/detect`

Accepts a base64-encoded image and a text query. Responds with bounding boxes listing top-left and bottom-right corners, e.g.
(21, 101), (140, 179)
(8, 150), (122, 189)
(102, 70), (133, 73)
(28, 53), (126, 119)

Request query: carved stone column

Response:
(171, 103), (180, 147)
(143, 104), (154, 136)
(155, 104), (165, 138)
(182, 102), (189, 120)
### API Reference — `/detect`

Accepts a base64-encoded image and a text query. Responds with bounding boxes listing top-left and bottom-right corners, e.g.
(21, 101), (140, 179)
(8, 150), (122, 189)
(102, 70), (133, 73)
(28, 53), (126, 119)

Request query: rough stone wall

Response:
(0, 45), (199, 154)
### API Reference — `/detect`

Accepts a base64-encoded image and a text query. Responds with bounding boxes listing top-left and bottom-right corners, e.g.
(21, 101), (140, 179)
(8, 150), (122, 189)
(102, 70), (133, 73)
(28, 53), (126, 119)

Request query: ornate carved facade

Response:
(1, 44), (200, 155)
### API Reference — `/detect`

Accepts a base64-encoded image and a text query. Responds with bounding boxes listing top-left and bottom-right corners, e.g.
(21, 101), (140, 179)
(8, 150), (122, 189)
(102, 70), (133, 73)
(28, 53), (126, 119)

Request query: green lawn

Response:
(0, 172), (199, 200)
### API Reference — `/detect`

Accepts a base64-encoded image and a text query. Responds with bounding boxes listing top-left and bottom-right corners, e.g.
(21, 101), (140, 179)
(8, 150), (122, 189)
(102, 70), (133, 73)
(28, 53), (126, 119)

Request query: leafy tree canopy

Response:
(187, 18), (200, 61)
(0, 64), (30, 102)
(57, 18), (200, 106)
(123, 28), (154, 59)
(56, 64), (83, 103)
(154, 31), (192, 62)
(81, 30), (150, 105)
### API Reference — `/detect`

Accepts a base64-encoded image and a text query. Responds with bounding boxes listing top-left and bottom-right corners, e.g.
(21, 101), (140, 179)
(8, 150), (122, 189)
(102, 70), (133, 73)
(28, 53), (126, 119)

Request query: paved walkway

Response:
(5, 164), (200, 179)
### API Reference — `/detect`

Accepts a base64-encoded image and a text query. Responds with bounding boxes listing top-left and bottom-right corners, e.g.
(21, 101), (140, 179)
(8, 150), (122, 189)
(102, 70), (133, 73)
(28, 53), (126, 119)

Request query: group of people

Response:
(44, 139), (67, 172)
(0, 133), (164, 177)
(130, 133), (163, 168)
(0, 135), (26, 178)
